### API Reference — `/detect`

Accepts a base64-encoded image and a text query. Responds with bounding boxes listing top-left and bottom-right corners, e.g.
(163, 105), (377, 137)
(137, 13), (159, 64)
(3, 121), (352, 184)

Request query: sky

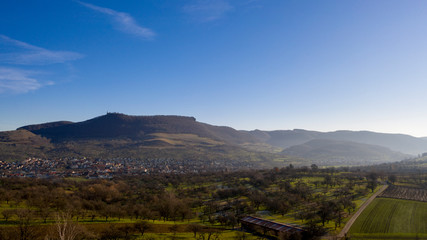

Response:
(1, 0), (427, 137)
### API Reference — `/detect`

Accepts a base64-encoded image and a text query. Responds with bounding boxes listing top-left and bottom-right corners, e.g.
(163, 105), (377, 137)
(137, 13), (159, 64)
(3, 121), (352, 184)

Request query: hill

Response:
(246, 129), (320, 149)
(6, 113), (287, 167)
(19, 113), (257, 144)
(19, 121), (73, 131)
(0, 129), (53, 161)
(0, 113), (421, 167)
(281, 139), (410, 166)
(249, 129), (427, 155)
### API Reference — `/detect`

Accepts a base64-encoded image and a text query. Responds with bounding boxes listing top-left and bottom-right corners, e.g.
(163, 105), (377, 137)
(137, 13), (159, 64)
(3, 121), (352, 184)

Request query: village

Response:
(0, 157), (256, 178)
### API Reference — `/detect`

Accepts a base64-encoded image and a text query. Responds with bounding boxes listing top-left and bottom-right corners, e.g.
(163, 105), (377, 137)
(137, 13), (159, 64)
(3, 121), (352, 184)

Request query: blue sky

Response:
(1, 0), (427, 137)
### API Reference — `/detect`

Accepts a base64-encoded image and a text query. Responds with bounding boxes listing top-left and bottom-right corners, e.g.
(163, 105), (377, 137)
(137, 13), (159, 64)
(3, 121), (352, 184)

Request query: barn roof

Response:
(241, 216), (304, 233)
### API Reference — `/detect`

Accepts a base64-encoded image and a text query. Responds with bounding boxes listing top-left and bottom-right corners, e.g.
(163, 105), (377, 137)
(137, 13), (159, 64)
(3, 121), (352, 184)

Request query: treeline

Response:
(0, 166), (388, 239)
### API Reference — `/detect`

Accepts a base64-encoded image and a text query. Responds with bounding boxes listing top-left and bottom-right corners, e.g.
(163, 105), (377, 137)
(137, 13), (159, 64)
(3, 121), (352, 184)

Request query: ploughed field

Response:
(349, 198), (427, 239)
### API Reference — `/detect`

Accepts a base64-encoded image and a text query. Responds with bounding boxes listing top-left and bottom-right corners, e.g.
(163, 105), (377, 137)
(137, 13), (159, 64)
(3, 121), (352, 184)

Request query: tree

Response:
(177, 200), (193, 221)
(248, 191), (265, 210)
(324, 175), (333, 188)
(197, 229), (222, 240)
(118, 225), (134, 240)
(367, 180), (377, 193)
(37, 207), (51, 223)
(266, 197), (290, 216)
(49, 212), (82, 240)
(332, 201), (345, 229)
(317, 200), (333, 226)
(14, 209), (35, 240)
(2, 209), (14, 222)
(169, 224), (179, 238)
(100, 225), (125, 240)
(134, 220), (152, 237)
(200, 201), (219, 224)
(100, 204), (116, 222)
(224, 212), (238, 229)
(302, 222), (326, 240)
(3, 191), (13, 205)
(367, 172), (378, 181)
(388, 174), (397, 184)
(311, 164), (319, 171)
(346, 201), (356, 214)
(155, 192), (181, 221)
(187, 224), (202, 238)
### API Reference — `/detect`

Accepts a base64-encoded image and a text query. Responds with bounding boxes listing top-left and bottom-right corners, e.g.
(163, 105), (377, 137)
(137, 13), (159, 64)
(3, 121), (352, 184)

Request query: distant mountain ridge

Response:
(0, 113), (423, 166)
(281, 139), (410, 166)
(247, 129), (427, 155)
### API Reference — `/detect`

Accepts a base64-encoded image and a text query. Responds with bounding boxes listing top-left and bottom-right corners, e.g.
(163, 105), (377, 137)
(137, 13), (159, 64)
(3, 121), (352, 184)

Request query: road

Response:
(336, 184), (389, 239)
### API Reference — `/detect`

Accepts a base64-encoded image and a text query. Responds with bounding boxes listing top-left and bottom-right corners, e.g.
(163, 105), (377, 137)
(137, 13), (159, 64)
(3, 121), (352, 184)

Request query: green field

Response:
(349, 198), (427, 239)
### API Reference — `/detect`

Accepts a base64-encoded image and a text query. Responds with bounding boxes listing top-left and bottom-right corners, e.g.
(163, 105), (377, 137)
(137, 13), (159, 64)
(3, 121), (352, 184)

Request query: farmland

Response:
(379, 185), (427, 202)
(349, 198), (427, 239)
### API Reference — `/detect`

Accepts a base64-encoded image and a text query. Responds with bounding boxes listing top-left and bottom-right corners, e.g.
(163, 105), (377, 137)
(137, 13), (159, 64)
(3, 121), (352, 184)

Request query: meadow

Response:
(349, 198), (427, 239)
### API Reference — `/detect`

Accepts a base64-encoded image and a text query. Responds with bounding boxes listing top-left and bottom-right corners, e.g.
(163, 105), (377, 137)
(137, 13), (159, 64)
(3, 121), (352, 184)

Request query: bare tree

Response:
(2, 209), (14, 222)
(197, 229), (222, 240)
(14, 209), (35, 240)
(187, 224), (202, 238)
(169, 224), (179, 239)
(134, 220), (152, 237)
(118, 225), (134, 240)
(37, 207), (51, 224)
(47, 212), (82, 240)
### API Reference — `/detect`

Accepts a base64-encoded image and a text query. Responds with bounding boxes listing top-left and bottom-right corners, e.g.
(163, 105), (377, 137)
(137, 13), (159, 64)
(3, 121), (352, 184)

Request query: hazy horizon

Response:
(2, 1), (427, 137)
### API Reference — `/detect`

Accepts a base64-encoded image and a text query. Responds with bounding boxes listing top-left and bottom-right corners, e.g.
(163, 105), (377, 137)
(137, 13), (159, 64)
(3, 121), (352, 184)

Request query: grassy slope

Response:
(0, 129), (52, 161)
(349, 198), (427, 238)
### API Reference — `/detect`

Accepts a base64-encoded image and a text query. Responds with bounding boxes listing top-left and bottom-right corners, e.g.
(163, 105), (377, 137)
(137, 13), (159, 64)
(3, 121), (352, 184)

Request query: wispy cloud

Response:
(77, 1), (155, 39)
(0, 35), (83, 65)
(183, 0), (233, 22)
(0, 35), (81, 94)
(0, 67), (45, 94)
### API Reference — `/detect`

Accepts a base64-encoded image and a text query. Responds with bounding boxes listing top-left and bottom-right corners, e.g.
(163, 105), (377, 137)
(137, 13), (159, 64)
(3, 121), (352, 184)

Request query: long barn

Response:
(241, 216), (305, 238)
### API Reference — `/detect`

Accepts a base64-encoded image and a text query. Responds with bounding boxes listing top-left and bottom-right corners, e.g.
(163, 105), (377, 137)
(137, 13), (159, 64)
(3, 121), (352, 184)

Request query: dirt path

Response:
(336, 184), (388, 239)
